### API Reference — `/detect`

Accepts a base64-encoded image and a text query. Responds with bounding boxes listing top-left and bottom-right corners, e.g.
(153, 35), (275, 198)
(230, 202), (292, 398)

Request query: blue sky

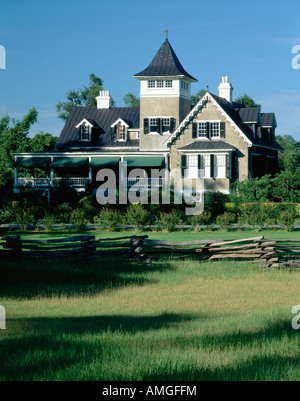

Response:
(0, 0), (300, 140)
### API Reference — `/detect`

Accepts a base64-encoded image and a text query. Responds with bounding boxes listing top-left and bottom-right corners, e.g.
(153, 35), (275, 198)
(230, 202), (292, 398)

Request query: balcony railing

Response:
(18, 177), (90, 188)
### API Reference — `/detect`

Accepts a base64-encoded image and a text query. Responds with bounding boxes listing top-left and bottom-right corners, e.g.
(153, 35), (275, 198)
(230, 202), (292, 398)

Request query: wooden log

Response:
(258, 241), (277, 247)
(143, 239), (222, 246)
(261, 252), (276, 259)
(208, 253), (262, 260)
(260, 239), (300, 243)
(266, 257), (279, 263)
(209, 236), (264, 247)
(16, 235), (95, 244)
(205, 243), (259, 252)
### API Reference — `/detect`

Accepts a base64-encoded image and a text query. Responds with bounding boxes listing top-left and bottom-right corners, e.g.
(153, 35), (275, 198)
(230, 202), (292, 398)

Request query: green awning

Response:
(6, 161), (15, 168)
(14, 157), (51, 168)
(50, 157), (89, 168)
(89, 157), (120, 167)
(123, 157), (165, 167)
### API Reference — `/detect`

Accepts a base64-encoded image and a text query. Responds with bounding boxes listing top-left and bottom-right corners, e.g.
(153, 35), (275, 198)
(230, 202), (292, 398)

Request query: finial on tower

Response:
(163, 29), (168, 40)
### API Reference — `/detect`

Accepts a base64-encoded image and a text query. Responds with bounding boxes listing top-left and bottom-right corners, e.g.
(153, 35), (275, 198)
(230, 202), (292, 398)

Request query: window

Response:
(198, 122), (208, 138)
(148, 80), (155, 88)
(216, 154), (226, 166)
(200, 154), (211, 178)
(187, 155), (198, 178)
(149, 118), (158, 132)
(144, 117), (175, 134)
(112, 121), (127, 142)
(162, 118), (170, 133)
(193, 121), (225, 139)
(116, 124), (126, 141)
(215, 154), (226, 178)
(181, 81), (189, 90)
(80, 124), (90, 141)
(147, 80), (173, 88)
(210, 122), (220, 138)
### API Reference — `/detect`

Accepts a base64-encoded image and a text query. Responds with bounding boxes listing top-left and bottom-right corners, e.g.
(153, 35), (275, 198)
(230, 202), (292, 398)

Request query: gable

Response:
(164, 92), (253, 148)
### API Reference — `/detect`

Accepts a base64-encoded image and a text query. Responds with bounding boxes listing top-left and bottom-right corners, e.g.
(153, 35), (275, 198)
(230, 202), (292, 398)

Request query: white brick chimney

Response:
(218, 76), (234, 104)
(96, 90), (111, 109)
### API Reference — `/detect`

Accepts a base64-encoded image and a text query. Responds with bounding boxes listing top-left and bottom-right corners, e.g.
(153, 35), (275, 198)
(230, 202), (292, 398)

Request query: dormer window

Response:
(116, 123), (126, 141)
(111, 118), (130, 142)
(80, 124), (90, 141)
(76, 119), (98, 142)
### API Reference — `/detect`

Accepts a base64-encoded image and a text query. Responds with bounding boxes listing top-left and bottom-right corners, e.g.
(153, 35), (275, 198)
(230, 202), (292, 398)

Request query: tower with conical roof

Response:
(133, 38), (197, 150)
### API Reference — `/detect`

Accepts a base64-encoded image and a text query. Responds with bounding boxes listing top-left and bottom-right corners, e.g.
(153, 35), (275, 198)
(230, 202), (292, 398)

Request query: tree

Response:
(30, 132), (58, 152)
(56, 73), (115, 121)
(0, 108), (38, 167)
(123, 92), (140, 107)
(276, 135), (300, 172)
(191, 89), (206, 106)
(234, 94), (261, 108)
(0, 108), (38, 185)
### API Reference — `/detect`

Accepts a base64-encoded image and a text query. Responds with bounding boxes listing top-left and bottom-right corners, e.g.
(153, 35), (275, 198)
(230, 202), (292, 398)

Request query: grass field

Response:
(0, 229), (299, 381)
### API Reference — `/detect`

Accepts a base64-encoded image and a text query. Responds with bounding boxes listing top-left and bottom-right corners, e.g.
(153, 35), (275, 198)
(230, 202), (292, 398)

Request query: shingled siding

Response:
(169, 100), (250, 186)
(139, 96), (191, 151)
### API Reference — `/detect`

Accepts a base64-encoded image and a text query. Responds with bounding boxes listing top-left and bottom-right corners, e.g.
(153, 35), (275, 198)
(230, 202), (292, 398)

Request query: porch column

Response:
(164, 153), (169, 190)
(50, 157), (54, 187)
(50, 168), (54, 187)
(14, 167), (19, 193)
(89, 157), (92, 183)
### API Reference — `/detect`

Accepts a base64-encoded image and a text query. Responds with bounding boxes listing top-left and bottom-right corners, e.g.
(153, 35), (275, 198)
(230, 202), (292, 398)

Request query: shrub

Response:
(190, 210), (212, 226)
(41, 212), (56, 231)
(21, 211), (36, 230)
(94, 208), (122, 231)
(70, 208), (88, 231)
(125, 203), (150, 231)
(238, 203), (264, 227)
(78, 195), (99, 221)
(216, 212), (237, 228)
(54, 204), (73, 223)
(0, 209), (14, 224)
(157, 210), (183, 232)
(279, 209), (296, 230)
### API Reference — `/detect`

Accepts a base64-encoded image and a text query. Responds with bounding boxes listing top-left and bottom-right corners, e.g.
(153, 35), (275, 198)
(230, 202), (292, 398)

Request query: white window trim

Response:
(147, 80), (173, 89)
(184, 152), (230, 179)
(147, 116), (172, 135)
(79, 125), (91, 142)
(194, 120), (222, 140)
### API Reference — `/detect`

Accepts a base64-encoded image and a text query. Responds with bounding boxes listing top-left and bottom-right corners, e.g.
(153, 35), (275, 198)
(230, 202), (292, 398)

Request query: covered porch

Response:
(12, 153), (169, 192)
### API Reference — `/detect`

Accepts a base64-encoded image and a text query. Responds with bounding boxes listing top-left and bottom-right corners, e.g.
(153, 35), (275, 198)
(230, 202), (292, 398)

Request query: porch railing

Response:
(17, 177), (90, 188)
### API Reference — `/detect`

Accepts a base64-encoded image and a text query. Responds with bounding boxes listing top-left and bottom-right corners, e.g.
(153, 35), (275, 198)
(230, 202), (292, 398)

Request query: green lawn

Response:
(0, 230), (299, 381)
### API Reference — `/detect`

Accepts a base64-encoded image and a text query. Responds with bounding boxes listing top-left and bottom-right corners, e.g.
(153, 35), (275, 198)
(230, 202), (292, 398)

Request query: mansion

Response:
(12, 38), (282, 196)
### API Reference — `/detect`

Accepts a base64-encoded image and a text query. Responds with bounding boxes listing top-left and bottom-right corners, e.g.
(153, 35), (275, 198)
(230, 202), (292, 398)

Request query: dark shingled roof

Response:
(236, 107), (261, 123)
(209, 94), (282, 151)
(133, 38), (197, 81)
(180, 141), (237, 151)
(55, 106), (140, 149)
(261, 112), (276, 128)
